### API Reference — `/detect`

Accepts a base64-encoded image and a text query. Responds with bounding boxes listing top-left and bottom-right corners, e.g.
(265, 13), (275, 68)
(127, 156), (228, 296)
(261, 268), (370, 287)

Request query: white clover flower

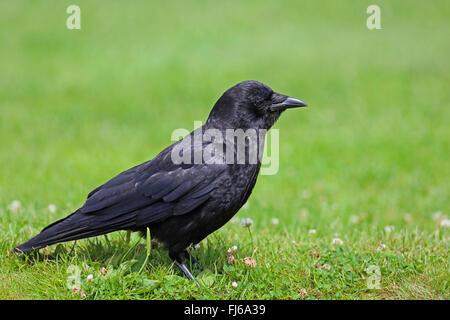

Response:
(231, 281), (238, 288)
(241, 218), (253, 228)
(331, 238), (344, 245)
(432, 211), (443, 221)
(299, 288), (307, 298)
(244, 257), (256, 268)
(308, 229), (317, 235)
(403, 213), (412, 222)
(440, 219), (450, 228)
(227, 245), (238, 254)
(271, 218), (279, 225)
(8, 200), (22, 213)
(48, 204), (57, 213)
(230, 217), (240, 224)
(193, 244), (201, 250)
(350, 215), (360, 224)
(87, 274), (93, 282)
(378, 243), (386, 250)
(384, 225), (395, 233)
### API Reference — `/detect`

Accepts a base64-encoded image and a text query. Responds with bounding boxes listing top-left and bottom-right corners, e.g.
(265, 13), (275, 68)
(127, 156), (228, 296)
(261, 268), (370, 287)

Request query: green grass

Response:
(0, 0), (449, 299)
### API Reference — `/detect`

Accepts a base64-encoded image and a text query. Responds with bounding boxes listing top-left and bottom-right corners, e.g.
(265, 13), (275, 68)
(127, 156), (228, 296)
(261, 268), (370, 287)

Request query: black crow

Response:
(13, 80), (307, 280)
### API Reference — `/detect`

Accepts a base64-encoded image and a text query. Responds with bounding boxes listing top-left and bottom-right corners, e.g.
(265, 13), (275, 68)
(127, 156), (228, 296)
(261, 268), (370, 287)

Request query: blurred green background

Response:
(0, 1), (448, 299)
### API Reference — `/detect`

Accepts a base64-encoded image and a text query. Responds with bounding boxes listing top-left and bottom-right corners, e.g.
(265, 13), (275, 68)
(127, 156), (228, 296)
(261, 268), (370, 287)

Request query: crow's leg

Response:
(185, 250), (204, 271)
(174, 260), (196, 280)
(170, 251), (200, 286)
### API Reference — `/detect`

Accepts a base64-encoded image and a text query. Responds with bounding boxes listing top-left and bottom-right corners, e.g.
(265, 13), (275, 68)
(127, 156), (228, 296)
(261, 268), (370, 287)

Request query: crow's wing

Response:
(79, 142), (227, 227)
(134, 162), (226, 226)
(14, 141), (228, 252)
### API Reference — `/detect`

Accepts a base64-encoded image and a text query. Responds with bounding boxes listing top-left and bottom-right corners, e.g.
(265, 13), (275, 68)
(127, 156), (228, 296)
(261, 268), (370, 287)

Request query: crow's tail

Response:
(13, 209), (135, 253)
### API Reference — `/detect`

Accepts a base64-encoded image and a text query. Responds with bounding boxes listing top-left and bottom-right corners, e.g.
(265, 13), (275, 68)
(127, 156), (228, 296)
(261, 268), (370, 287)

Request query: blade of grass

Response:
(138, 228), (151, 274)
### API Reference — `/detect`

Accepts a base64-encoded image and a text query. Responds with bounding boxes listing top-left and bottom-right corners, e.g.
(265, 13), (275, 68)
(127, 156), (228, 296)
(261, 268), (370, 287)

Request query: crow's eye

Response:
(254, 99), (265, 107)
(253, 91), (273, 107)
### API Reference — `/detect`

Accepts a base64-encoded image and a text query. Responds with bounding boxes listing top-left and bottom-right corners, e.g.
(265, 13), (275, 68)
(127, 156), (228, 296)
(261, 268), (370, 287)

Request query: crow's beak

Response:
(269, 97), (307, 112)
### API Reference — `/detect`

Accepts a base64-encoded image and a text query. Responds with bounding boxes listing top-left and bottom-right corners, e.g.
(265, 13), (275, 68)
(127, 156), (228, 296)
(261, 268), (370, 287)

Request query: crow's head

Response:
(207, 80), (307, 130)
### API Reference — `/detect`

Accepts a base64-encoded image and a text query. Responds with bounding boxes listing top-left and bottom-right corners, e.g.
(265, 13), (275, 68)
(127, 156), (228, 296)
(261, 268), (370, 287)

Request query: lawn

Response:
(0, 0), (448, 299)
